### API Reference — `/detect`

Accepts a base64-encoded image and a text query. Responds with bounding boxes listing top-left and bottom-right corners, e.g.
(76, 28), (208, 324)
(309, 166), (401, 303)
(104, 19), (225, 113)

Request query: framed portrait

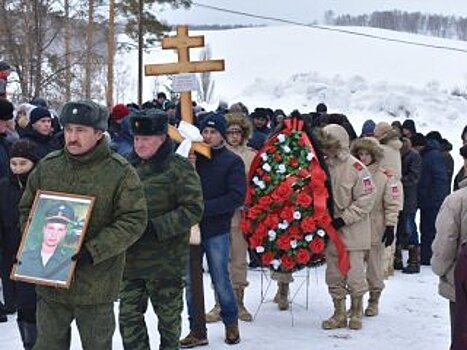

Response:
(11, 190), (95, 289)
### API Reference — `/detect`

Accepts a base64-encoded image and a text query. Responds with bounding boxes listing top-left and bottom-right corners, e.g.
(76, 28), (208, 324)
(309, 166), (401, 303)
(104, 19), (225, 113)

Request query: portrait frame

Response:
(11, 190), (95, 289)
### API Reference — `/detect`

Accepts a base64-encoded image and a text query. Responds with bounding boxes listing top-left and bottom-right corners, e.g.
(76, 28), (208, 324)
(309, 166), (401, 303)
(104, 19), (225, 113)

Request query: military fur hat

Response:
(60, 100), (109, 131)
(130, 109), (169, 136)
(44, 203), (75, 224)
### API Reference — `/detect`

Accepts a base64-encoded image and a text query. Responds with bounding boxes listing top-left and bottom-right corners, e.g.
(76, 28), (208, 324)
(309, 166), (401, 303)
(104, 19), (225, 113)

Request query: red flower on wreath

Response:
(241, 219), (251, 234)
(274, 153), (282, 162)
(288, 158), (299, 168)
(277, 235), (291, 250)
(249, 235), (263, 249)
(297, 192), (313, 207)
(309, 237), (326, 254)
(262, 251), (274, 266)
(247, 206), (262, 220)
(288, 225), (301, 238)
(258, 195), (273, 209)
(273, 182), (293, 201)
(263, 174), (271, 183)
(296, 248), (311, 265)
(281, 255), (295, 271)
(256, 223), (268, 239)
(264, 213), (280, 228)
(279, 206), (295, 222)
(300, 216), (316, 233)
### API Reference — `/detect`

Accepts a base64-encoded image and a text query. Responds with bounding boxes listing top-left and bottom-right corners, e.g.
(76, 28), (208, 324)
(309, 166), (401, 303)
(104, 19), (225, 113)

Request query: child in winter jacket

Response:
(351, 137), (403, 317)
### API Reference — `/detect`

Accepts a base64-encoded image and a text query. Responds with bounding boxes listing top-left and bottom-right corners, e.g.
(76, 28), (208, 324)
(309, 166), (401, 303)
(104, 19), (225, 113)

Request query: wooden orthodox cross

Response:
(145, 25), (225, 158)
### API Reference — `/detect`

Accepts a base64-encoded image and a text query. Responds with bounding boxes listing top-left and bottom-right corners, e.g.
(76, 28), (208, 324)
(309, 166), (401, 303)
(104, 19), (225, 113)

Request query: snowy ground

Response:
(0, 262), (450, 349)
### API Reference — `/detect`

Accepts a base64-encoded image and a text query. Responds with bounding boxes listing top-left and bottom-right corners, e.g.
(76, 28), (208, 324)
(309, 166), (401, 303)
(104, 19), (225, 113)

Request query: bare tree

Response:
(197, 45), (215, 104)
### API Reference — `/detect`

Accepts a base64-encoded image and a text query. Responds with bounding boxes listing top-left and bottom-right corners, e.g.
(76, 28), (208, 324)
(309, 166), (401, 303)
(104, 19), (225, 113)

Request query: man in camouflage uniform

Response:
(18, 100), (147, 350)
(119, 109), (203, 350)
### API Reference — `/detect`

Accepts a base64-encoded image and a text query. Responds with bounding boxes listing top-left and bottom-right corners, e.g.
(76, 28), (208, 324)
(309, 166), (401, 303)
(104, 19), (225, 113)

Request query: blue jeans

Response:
(185, 233), (238, 331)
(405, 212), (419, 246)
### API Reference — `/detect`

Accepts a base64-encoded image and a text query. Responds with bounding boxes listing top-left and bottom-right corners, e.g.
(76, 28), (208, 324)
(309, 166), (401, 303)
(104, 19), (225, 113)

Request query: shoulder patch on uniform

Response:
(362, 176), (375, 193)
(353, 161), (363, 171)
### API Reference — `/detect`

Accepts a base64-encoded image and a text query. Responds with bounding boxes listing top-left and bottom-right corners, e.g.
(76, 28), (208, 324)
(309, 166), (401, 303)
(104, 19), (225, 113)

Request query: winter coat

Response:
(124, 139), (203, 280)
(322, 125), (377, 251)
(19, 139), (147, 305)
(379, 139), (402, 180)
(196, 144), (246, 240)
(453, 241), (467, 350)
(431, 180), (467, 302)
(227, 144), (256, 229)
(248, 128), (269, 151)
(440, 140), (454, 188)
(418, 139), (450, 210)
(108, 119), (133, 157)
(351, 138), (402, 246)
(20, 126), (61, 159)
(401, 147), (422, 213)
(0, 133), (10, 179)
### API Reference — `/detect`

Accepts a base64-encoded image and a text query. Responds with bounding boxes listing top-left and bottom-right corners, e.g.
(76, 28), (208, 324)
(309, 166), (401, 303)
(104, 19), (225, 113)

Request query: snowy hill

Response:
(132, 24), (467, 154)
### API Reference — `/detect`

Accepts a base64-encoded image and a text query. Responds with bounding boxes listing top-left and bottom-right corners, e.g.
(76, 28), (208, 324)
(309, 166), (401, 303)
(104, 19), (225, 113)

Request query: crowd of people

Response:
(0, 92), (466, 350)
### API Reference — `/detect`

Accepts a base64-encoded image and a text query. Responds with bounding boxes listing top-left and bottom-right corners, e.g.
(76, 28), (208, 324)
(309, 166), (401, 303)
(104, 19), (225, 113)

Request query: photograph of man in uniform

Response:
(16, 203), (75, 283)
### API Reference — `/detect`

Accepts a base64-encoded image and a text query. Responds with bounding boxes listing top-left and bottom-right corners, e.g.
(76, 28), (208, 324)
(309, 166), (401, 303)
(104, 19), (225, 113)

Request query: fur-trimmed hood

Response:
(317, 124), (351, 163)
(350, 137), (384, 165)
(225, 112), (253, 145)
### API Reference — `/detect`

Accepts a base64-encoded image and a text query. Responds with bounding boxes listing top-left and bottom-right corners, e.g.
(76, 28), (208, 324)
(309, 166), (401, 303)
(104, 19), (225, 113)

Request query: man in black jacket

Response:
(181, 112), (246, 348)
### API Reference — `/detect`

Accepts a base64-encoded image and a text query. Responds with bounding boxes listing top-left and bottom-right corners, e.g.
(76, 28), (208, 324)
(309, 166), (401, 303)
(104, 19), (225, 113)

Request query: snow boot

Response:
(394, 245), (403, 270)
(274, 282), (289, 311)
(349, 296), (363, 330)
(364, 291), (381, 317)
(17, 321), (37, 350)
(179, 332), (208, 348)
(322, 298), (347, 329)
(235, 288), (252, 322)
(205, 304), (221, 323)
(224, 323), (240, 345)
(403, 245), (420, 274)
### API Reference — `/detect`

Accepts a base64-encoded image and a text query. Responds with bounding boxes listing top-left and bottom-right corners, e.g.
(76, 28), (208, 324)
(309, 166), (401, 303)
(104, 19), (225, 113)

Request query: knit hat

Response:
(60, 100), (109, 131)
(9, 139), (39, 163)
(0, 98), (14, 120)
(130, 109), (169, 136)
(30, 107), (51, 124)
(30, 97), (48, 108)
(411, 133), (426, 148)
(361, 119), (376, 136)
(316, 103), (327, 113)
(200, 112), (227, 137)
(111, 104), (130, 121)
(402, 119), (416, 135)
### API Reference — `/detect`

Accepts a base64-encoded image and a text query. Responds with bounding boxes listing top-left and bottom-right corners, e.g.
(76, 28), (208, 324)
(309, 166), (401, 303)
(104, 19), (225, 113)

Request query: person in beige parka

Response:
(351, 137), (403, 317)
(318, 124), (377, 330)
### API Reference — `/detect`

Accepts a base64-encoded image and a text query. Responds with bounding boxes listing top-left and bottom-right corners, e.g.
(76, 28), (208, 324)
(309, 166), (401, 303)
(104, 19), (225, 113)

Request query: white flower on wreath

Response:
(268, 230), (277, 241)
(272, 259), (281, 269)
(283, 145), (291, 153)
(293, 211), (302, 220)
(306, 152), (315, 161)
(262, 163), (272, 172)
(258, 181), (266, 189)
(260, 153), (268, 161)
(316, 229), (326, 237)
(253, 176), (259, 184)
(290, 239), (298, 249)
(278, 220), (289, 230)
(277, 164), (286, 173)
(305, 234), (313, 242)
(256, 246), (265, 253)
(277, 134), (286, 143)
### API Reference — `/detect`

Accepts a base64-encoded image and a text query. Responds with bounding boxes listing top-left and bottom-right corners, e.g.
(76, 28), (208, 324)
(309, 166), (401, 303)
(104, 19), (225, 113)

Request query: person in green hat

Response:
(118, 108), (203, 350)
(18, 99), (147, 350)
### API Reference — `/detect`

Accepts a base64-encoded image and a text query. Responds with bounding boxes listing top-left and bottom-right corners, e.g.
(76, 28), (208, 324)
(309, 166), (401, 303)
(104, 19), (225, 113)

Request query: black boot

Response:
(394, 245), (403, 270)
(17, 321), (37, 350)
(403, 245), (420, 274)
(0, 302), (7, 323)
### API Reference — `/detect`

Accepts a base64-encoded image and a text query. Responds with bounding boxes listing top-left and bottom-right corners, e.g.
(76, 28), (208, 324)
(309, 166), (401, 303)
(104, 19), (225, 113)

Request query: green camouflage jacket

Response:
(124, 139), (203, 280)
(19, 140), (147, 305)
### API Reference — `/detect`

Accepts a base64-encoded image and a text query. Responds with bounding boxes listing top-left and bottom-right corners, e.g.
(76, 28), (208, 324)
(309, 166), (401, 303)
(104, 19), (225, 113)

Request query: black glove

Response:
(332, 218), (346, 230)
(71, 247), (93, 267)
(382, 226), (395, 247)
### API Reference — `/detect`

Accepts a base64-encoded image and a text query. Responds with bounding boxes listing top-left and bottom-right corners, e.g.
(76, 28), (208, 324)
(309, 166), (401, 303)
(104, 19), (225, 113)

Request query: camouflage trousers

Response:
(119, 278), (184, 350)
(34, 297), (114, 350)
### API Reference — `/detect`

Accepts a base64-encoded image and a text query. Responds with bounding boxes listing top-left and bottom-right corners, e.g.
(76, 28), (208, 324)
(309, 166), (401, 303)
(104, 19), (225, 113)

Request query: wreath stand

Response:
(253, 267), (317, 326)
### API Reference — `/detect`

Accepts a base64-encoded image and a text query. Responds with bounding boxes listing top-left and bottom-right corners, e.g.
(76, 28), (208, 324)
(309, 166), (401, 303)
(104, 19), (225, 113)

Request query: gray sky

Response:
(157, 0), (467, 26)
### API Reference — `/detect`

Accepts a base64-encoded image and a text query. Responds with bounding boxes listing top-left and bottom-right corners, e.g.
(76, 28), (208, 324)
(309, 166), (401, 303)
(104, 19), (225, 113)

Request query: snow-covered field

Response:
(0, 265), (450, 349)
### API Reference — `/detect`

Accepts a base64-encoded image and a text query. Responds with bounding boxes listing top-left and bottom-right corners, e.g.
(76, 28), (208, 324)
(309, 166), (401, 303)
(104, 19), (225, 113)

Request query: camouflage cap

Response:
(130, 109), (169, 136)
(44, 203), (75, 224)
(60, 100), (109, 131)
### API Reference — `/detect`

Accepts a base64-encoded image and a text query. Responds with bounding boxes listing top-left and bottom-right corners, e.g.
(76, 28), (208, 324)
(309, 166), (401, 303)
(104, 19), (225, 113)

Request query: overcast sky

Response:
(157, 0), (467, 26)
